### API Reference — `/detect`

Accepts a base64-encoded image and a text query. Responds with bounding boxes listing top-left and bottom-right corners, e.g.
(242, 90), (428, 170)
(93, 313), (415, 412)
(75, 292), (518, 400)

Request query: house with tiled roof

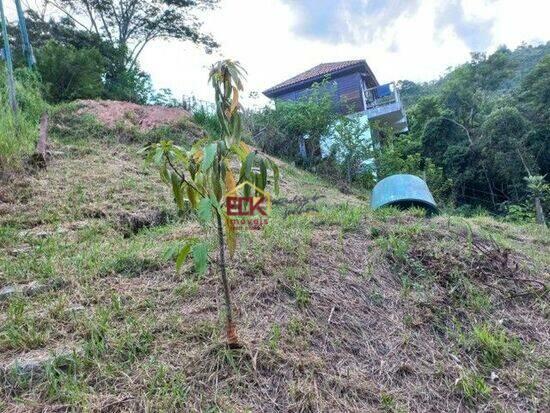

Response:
(263, 59), (408, 135)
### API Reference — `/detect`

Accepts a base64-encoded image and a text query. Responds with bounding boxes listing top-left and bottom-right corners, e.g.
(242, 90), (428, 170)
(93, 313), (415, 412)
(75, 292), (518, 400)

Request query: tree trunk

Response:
(215, 211), (239, 347)
(534, 197), (546, 226)
(31, 113), (49, 168)
(37, 114), (48, 157)
(482, 164), (496, 208)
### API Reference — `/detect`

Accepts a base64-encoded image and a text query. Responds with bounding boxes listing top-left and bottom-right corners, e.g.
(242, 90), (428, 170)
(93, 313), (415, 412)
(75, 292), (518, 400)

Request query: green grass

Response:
(145, 363), (189, 410)
(0, 298), (50, 351)
(468, 324), (523, 368)
(315, 204), (368, 231)
(1, 122), (548, 411)
(0, 68), (47, 171)
(268, 323), (282, 350)
(457, 370), (491, 403)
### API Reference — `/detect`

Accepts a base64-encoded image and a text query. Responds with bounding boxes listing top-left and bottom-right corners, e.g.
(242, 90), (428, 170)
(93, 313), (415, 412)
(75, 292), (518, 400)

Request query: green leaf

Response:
(270, 160), (280, 195)
(259, 159), (267, 191)
(171, 172), (184, 210)
(201, 143), (217, 172)
(175, 243), (192, 272)
(186, 185), (199, 209)
(192, 242), (208, 275)
(153, 147), (164, 165)
(159, 164), (170, 184)
(198, 197), (213, 223)
(210, 195), (222, 214)
(212, 167), (223, 201)
(240, 152), (255, 182)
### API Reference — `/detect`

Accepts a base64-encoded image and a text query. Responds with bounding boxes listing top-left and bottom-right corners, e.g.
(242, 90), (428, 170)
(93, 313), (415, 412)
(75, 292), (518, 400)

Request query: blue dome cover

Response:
(371, 174), (437, 212)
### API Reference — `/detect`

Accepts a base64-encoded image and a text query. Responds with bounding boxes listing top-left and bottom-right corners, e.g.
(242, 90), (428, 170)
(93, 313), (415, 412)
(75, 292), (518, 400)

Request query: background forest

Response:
(248, 43), (550, 221)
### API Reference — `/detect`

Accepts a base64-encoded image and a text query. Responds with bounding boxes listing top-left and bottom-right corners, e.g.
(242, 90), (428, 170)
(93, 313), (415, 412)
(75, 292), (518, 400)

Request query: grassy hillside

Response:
(0, 110), (548, 412)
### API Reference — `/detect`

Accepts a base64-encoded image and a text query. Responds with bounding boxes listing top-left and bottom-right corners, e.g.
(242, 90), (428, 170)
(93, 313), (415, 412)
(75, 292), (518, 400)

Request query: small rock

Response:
(118, 208), (171, 236)
(66, 304), (86, 313)
(2, 347), (81, 379)
(0, 279), (64, 301)
(9, 244), (32, 255)
(24, 281), (49, 296)
(0, 285), (23, 300)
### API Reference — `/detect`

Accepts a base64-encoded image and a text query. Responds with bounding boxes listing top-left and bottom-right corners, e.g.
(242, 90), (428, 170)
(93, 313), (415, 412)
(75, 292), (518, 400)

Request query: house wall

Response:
(273, 71), (365, 115)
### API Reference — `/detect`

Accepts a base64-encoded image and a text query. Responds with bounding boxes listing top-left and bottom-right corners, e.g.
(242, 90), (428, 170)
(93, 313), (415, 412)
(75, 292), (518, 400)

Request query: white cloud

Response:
(3, 0), (549, 108)
(32, 0), (545, 108)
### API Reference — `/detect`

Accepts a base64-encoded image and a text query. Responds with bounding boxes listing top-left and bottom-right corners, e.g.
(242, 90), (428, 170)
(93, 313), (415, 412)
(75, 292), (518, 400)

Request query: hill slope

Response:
(0, 111), (548, 412)
(399, 42), (550, 107)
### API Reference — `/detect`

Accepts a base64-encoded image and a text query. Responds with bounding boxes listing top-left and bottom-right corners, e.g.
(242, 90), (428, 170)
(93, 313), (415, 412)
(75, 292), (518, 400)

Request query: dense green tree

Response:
(9, 3), (218, 103)
(390, 43), (550, 212)
(36, 40), (104, 102)
(524, 128), (550, 176)
(330, 115), (371, 183)
(518, 55), (550, 128)
(252, 81), (337, 164)
(53, 0), (219, 68)
(479, 107), (535, 199)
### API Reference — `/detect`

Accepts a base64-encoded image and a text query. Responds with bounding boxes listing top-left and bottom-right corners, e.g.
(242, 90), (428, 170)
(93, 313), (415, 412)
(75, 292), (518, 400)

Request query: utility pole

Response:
(0, 0), (17, 112)
(14, 0), (35, 68)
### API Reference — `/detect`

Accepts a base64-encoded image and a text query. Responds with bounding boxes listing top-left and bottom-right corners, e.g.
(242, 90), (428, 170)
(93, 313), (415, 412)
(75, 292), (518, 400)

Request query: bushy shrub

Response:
(192, 107), (222, 139)
(250, 79), (337, 164)
(0, 68), (47, 171)
(37, 40), (104, 103)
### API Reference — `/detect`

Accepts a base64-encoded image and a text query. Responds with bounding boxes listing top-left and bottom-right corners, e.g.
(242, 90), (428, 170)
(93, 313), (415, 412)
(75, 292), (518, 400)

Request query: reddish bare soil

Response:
(75, 100), (191, 131)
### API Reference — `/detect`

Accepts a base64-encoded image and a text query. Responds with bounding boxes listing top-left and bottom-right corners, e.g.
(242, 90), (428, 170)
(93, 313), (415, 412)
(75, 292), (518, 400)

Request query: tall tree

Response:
(36, 40), (104, 102)
(49, 0), (219, 68)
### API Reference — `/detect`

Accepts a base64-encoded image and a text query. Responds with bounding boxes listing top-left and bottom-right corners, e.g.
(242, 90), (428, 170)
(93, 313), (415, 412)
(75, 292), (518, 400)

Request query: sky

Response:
(137, 0), (550, 107)
(9, 0), (549, 106)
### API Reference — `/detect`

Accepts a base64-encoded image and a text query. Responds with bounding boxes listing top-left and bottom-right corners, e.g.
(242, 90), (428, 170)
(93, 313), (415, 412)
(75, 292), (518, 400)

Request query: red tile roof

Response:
(263, 60), (370, 96)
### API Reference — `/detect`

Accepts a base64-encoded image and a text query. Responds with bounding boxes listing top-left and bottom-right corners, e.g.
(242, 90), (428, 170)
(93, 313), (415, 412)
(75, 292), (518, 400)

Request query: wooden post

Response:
(37, 113), (48, 157)
(534, 197), (546, 227)
(0, 0), (17, 112)
(31, 113), (48, 167)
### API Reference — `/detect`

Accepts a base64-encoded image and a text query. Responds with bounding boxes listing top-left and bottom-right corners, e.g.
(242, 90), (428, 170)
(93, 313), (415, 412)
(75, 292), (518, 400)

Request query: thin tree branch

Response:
(440, 117), (473, 145)
(47, 1), (91, 31)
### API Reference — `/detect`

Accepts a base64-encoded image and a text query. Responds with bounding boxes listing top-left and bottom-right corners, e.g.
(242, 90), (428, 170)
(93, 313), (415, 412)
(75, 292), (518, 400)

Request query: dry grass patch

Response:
(1, 131), (548, 411)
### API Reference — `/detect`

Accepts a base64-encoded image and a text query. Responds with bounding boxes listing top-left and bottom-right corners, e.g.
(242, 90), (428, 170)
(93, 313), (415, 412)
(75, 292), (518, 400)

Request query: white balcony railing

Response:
(363, 82), (400, 110)
(362, 82), (408, 133)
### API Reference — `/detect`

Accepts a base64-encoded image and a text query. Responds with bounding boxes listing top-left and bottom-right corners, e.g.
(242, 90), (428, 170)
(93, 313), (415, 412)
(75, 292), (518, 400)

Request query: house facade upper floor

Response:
(263, 59), (408, 134)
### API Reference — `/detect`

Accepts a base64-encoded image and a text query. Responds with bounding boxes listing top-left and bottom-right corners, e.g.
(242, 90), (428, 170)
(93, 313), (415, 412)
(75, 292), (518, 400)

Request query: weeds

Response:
(175, 278), (200, 298)
(293, 284), (311, 308)
(268, 323), (282, 350)
(0, 298), (49, 351)
(146, 364), (189, 409)
(43, 354), (87, 405)
(0, 69), (47, 170)
(457, 370), (491, 403)
(112, 318), (154, 363)
(316, 204), (367, 231)
(468, 324), (522, 368)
